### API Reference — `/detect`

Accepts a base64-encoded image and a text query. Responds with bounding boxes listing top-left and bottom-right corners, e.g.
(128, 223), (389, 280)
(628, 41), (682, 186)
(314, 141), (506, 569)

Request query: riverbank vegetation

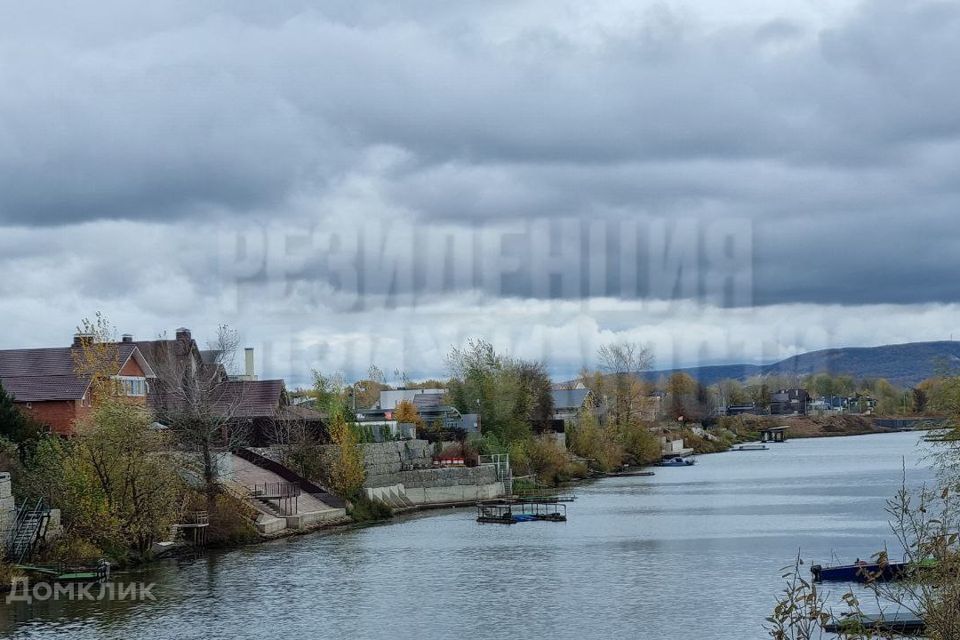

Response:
(303, 339), (958, 493)
(0, 318), (267, 569)
(767, 378), (960, 639)
(444, 339), (664, 481)
(1, 391), (260, 567)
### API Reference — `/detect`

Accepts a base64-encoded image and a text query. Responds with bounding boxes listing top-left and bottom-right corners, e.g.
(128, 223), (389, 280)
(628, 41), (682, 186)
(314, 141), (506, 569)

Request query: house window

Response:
(113, 376), (147, 397)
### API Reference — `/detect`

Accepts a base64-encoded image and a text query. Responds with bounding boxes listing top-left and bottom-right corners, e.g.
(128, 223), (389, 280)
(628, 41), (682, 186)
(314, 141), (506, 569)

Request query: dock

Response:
(760, 426), (789, 443)
(16, 559), (110, 583)
(512, 494), (576, 503)
(171, 510), (210, 547)
(477, 499), (567, 524)
(606, 469), (656, 477)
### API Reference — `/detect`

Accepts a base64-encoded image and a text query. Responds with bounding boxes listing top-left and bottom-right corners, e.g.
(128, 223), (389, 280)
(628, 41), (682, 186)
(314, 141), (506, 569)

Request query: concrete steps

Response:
(365, 483), (416, 510)
(222, 455), (348, 536)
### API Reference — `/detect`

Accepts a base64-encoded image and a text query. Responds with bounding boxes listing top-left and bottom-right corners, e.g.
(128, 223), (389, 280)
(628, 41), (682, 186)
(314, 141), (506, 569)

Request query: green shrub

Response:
(678, 429), (734, 454)
(348, 494), (393, 523)
(202, 492), (260, 548)
(41, 534), (105, 565)
(618, 421), (662, 465)
(567, 412), (625, 472)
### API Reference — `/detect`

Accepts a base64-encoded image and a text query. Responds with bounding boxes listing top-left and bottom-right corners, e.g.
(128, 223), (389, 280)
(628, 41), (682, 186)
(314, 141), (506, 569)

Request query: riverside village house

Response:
(0, 334), (156, 436)
(0, 327), (318, 441)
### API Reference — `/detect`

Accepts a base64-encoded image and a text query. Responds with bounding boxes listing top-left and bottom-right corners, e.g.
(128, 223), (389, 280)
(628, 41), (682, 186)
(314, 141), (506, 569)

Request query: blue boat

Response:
(811, 560), (909, 583)
(658, 457), (696, 467)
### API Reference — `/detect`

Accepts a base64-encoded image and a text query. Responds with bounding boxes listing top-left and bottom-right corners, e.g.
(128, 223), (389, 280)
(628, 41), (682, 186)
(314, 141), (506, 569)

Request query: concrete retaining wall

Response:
(361, 441), (504, 505)
(396, 465), (498, 490)
(255, 515), (287, 535)
(404, 481), (504, 504)
(0, 472), (14, 552)
(365, 480), (504, 506)
(284, 509), (349, 530)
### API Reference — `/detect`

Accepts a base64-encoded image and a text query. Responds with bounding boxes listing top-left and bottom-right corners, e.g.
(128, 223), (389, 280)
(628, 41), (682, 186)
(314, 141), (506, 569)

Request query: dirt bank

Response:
(720, 414), (889, 439)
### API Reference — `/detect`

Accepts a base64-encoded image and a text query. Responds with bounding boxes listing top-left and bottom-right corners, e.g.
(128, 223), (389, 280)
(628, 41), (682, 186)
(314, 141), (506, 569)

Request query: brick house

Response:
(0, 326), (320, 442)
(0, 335), (157, 436)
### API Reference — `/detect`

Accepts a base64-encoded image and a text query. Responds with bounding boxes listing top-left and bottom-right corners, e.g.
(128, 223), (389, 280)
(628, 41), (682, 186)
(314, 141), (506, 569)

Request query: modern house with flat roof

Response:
(770, 388), (811, 416)
(378, 388), (446, 410)
(551, 387), (591, 425)
(355, 388), (476, 433)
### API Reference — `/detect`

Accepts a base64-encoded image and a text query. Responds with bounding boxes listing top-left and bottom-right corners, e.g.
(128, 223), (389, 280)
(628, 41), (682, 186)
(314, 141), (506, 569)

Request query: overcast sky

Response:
(1, 0), (958, 386)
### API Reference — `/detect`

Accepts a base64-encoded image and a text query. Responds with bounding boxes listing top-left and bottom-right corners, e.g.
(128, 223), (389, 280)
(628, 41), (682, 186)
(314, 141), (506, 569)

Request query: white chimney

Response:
(244, 348), (256, 380)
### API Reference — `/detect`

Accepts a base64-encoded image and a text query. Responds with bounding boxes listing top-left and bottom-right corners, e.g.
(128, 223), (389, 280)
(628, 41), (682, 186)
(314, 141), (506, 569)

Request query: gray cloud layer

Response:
(1, 0), (958, 378)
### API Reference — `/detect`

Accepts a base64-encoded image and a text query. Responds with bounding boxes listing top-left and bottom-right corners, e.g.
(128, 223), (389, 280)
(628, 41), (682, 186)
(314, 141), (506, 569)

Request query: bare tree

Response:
(149, 325), (247, 510)
(269, 410), (325, 483)
(597, 341), (654, 427)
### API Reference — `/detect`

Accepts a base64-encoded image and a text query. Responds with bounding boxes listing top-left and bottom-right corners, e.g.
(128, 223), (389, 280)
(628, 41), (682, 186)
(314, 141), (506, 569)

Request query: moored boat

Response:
(731, 444), (768, 451)
(823, 613), (924, 635)
(811, 559), (908, 583)
(658, 457), (696, 467)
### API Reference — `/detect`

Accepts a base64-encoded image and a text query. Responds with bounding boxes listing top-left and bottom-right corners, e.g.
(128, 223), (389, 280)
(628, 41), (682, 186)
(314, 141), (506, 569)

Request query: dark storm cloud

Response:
(1, 0), (959, 310)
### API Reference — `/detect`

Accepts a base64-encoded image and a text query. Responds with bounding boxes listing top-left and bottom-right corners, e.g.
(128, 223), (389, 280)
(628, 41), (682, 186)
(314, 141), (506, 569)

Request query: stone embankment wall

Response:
(245, 440), (505, 507)
(362, 440), (432, 487)
(362, 440), (504, 506)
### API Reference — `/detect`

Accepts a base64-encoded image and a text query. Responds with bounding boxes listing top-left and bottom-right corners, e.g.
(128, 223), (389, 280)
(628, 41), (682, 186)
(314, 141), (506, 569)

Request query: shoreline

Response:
(34, 426), (936, 576)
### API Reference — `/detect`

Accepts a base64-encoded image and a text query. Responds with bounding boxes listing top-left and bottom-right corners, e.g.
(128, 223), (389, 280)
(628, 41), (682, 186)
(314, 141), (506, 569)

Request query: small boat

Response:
(731, 444), (768, 451)
(811, 559), (909, 583)
(658, 457), (696, 467)
(824, 613), (924, 635)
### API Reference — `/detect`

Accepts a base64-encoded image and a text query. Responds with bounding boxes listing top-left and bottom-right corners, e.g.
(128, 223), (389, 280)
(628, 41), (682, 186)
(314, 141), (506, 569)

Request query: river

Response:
(0, 430), (935, 639)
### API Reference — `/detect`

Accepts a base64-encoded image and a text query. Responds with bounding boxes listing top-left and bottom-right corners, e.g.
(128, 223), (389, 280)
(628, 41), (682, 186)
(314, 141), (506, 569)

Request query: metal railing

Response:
(235, 447), (346, 508)
(7, 498), (50, 564)
(250, 482), (301, 516)
(478, 454), (512, 497)
(251, 482), (301, 499)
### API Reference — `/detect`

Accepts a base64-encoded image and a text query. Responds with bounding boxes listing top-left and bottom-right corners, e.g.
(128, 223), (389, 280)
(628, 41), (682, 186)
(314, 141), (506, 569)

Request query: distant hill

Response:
(643, 341), (960, 388)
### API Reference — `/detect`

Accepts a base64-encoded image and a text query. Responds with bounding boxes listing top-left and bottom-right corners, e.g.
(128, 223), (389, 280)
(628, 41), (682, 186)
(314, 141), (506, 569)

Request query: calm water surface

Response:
(0, 431), (934, 639)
